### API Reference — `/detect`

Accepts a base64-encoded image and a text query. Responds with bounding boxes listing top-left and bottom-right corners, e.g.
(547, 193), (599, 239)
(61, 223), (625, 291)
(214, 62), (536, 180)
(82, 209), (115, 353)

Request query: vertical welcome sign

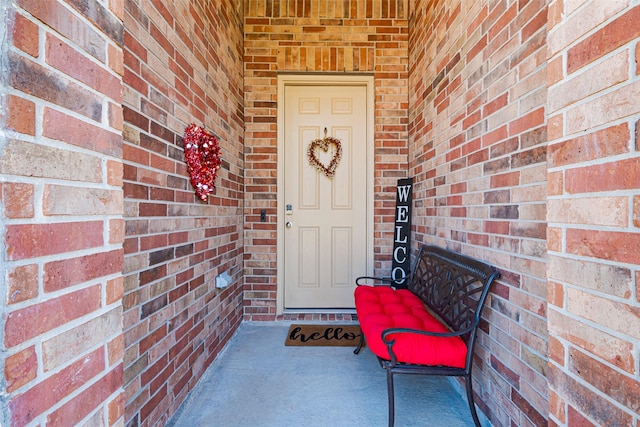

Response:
(391, 177), (413, 288)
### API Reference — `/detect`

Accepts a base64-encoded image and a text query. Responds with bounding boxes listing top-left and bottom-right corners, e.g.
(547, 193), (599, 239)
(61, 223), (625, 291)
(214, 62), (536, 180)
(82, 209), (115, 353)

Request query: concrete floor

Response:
(168, 322), (486, 427)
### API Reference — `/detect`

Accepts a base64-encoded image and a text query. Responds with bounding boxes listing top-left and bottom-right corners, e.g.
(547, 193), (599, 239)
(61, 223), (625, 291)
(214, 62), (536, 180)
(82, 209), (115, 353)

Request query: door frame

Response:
(276, 73), (375, 314)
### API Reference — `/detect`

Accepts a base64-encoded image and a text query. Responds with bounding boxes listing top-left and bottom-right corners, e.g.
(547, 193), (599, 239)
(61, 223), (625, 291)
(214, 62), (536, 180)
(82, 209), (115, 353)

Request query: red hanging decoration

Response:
(183, 123), (222, 201)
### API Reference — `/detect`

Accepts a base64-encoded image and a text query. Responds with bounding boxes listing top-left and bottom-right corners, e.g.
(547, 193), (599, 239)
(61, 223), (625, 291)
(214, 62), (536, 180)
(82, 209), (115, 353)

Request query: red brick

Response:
(548, 335), (565, 366)
(565, 157), (640, 194)
(124, 31), (147, 63)
(568, 6), (640, 74)
(522, 8), (547, 41)
(484, 220), (509, 235)
(462, 110), (482, 130)
(123, 143), (150, 165)
(548, 124), (630, 168)
(491, 354), (519, 387)
(5, 346), (37, 393)
(140, 384), (168, 422)
(549, 308), (635, 373)
(548, 388), (566, 424)
(6, 94), (36, 135)
(483, 93), (508, 118)
(547, 56), (563, 87)
(549, 364), (633, 426)
(5, 285), (101, 347)
(19, 0), (107, 60)
(108, 333), (125, 366)
(43, 107), (123, 157)
(12, 12), (39, 57)
(10, 53), (103, 121)
(47, 366), (122, 427)
(547, 281), (564, 308)
(107, 276), (124, 305)
(44, 249), (123, 292)
(9, 347), (105, 426)
(141, 235), (170, 254)
(569, 347), (640, 414)
(547, 113), (563, 140)
(139, 325), (168, 355)
(141, 353), (169, 387)
(7, 263), (38, 305)
(108, 42), (124, 77)
(46, 33), (121, 101)
(566, 228), (640, 264)
(124, 67), (148, 95)
(467, 34), (487, 62)
(2, 182), (34, 219)
(108, 392), (125, 425)
(546, 171), (563, 197)
(109, 218), (126, 245)
(512, 389), (546, 427)
(491, 171), (520, 188)
(547, 0), (562, 30)
(509, 107), (544, 136)
(107, 159), (124, 187)
(149, 0), (173, 25)
(547, 227), (562, 252)
(482, 125), (508, 147)
(567, 405), (597, 426)
(5, 221), (104, 261)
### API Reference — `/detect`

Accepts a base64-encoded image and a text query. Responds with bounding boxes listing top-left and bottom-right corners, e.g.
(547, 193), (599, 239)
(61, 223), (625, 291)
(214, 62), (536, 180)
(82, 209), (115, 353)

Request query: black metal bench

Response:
(354, 245), (500, 427)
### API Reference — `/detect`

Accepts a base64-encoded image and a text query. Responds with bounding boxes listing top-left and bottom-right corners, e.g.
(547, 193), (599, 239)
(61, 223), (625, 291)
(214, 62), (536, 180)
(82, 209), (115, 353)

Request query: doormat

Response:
(285, 324), (363, 347)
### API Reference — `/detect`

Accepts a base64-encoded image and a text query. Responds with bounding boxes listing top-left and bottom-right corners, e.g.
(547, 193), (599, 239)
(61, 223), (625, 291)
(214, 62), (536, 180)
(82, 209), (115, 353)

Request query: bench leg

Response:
(353, 332), (365, 355)
(386, 369), (395, 427)
(465, 375), (481, 427)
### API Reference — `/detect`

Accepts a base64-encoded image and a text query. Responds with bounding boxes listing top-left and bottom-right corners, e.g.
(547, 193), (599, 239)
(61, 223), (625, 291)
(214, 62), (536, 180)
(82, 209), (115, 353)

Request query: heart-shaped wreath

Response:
(183, 123), (222, 201)
(307, 136), (342, 179)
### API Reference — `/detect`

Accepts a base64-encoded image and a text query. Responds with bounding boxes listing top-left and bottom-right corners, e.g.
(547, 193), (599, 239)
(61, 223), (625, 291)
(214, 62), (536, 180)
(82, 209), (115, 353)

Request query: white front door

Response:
(280, 79), (371, 309)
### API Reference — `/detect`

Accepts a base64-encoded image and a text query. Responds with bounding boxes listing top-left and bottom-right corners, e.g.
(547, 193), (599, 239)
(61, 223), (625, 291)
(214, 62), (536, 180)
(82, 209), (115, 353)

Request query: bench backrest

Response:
(407, 245), (500, 345)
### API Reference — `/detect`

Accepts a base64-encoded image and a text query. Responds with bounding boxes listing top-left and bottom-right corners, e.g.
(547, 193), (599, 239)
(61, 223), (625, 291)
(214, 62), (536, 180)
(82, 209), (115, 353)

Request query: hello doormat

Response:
(285, 324), (363, 347)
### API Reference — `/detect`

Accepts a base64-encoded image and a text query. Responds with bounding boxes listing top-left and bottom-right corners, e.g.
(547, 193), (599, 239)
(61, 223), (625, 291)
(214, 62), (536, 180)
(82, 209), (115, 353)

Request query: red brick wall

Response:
(243, 0), (409, 320)
(121, 1), (244, 425)
(409, 1), (549, 425)
(1, 0), (126, 425)
(4, 2), (639, 426)
(546, 2), (640, 426)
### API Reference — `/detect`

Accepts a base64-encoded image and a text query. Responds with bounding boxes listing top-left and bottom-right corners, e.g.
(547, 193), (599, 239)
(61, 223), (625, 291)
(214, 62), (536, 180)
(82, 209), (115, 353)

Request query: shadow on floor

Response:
(168, 322), (482, 427)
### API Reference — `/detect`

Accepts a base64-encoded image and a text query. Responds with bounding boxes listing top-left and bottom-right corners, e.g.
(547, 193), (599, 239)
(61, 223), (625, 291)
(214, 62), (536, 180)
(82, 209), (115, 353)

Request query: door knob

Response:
(286, 221), (292, 228)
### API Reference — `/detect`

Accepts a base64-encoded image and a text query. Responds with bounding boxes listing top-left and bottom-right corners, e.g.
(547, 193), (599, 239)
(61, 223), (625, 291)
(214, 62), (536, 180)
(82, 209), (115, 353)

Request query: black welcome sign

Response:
(391, 177), (413, 288)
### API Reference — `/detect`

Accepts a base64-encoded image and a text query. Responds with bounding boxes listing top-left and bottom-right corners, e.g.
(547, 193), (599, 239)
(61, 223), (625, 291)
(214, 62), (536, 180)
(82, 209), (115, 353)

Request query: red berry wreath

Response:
(183, 123), (222, 201)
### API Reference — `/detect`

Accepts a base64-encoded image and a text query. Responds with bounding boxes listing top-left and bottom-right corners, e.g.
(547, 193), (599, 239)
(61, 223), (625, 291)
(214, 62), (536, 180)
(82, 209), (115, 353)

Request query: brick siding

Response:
(546, 2), (640, 426)
(409, 1), (549, 425)
(1, 0), (125, 425)
(121, 1), (244, 425)
(243, 0), (410, 320)
(2, 1), (639, 426)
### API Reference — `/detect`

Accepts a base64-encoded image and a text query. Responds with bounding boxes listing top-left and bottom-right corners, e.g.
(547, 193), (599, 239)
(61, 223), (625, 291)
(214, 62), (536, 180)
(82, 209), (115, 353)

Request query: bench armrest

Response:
(381, 326), (475, 341)
(381, 326), (477, 366)
(355, 276), (394, 286)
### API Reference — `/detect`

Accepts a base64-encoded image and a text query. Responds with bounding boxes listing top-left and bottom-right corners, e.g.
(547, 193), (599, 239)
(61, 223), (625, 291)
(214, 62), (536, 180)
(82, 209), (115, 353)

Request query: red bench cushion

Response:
(354, 285), (467, 368)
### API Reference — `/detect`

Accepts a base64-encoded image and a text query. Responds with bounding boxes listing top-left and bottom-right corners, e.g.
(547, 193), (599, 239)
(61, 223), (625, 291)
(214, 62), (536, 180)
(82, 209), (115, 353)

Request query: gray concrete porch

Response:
(168, 322), (487, 427)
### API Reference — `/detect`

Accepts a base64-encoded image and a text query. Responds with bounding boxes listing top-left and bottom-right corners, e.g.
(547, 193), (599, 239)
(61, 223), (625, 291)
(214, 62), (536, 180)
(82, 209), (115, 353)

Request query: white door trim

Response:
(276, 74), (375, 314)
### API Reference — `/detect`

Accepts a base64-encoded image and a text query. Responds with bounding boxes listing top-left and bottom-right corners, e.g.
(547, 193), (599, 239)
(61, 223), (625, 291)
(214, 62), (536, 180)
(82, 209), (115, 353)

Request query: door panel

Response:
(283, 84), (368, 309)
